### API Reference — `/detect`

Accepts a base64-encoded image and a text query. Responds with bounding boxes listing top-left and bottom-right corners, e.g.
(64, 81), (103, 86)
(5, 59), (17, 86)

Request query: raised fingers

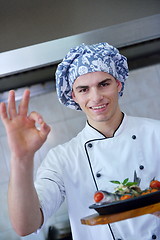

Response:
(7, 90), (17, 119)
(0, 102), (8, 124)
(18, 89), (30, 116)
(153, 211), (160, 217)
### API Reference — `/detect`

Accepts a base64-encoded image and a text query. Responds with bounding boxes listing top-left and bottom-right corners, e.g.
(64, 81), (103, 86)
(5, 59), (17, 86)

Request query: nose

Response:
(90, 88), (103, 103)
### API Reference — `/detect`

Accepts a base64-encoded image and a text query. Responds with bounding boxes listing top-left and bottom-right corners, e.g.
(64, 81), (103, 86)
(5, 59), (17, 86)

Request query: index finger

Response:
(18, 89), (30, 116)
(7, 90), (17, 119)
(0, 102), (9, 125)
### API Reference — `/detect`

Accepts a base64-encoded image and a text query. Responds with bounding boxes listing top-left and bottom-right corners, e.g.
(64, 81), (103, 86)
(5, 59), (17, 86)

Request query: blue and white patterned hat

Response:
(55, 42), (129, 110)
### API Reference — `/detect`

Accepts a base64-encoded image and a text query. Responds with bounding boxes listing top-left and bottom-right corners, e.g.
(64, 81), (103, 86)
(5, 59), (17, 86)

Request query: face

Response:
(72, 71), (122, 128)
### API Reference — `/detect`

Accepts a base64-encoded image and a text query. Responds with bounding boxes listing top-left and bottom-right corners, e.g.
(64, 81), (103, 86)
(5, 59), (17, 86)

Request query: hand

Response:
(0, 89), (51, 160)
(153, 211), (160, 218)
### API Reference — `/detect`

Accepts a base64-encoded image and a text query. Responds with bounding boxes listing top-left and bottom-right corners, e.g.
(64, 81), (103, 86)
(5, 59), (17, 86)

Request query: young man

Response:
(0, 43), (160, 240)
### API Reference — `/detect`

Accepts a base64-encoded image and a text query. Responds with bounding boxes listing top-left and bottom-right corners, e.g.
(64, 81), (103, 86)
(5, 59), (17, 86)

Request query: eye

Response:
(99, 82), (110, 87)
(101, 82), (107, 87)
(78, 88), (88, 93)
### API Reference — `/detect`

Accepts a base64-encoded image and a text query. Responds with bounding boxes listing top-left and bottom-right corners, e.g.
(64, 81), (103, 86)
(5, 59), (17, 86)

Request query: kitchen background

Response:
(0, 1), (160, 240)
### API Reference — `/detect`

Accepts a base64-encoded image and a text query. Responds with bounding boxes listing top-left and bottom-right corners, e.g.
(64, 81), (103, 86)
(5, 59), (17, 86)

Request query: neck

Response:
(89, 111), (124, 138)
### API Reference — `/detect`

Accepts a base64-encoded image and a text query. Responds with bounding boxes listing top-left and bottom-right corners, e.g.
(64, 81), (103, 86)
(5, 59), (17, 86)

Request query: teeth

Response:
(92, 105), (105, 110)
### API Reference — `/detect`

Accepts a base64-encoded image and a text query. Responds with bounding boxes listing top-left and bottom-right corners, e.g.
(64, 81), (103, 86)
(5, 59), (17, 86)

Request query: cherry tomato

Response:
(150, 180), (160, 190)
(94, 192), (104, 202)
(120, 194), (133, 200)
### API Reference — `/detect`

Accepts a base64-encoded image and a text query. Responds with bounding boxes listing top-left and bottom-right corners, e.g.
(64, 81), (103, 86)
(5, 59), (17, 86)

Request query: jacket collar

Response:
(82, 113), (127, 141)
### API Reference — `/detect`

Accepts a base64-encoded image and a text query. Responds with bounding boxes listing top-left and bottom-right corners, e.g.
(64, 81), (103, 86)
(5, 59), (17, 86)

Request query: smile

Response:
(91, 104), (106, 110)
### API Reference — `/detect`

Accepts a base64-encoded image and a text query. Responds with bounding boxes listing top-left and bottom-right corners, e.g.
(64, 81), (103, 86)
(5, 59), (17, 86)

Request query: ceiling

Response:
(0, 0), (160, 93)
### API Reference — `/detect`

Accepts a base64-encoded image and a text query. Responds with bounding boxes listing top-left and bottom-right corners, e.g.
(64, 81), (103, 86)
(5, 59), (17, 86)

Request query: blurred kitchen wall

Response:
(0, 0), (160, 239)
(0, 0), (159, 52)
(0, 63), (160, 240)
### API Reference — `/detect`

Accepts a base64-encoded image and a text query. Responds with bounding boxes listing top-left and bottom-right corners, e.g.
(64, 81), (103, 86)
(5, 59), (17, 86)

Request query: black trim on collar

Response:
(84, 141), (99, 191)
(87, 112), (125, 138)
(84, 137), (107, 191)
(84, 138), (116, 240)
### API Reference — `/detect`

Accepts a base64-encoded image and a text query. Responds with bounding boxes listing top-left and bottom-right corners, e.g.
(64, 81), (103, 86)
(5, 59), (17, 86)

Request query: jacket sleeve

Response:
(34, 148), (66, 227)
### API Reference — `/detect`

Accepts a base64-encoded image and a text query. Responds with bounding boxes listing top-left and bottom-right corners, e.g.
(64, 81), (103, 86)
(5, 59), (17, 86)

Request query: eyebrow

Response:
(98, 78), (112, 85)
(75, 85), (88, 90)
(75, 78), (112, 90)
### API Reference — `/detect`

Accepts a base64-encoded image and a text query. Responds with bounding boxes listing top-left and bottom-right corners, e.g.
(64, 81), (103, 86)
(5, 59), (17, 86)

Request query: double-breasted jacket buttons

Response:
(139, 165), (144, 170)
(88, 143), (93, 148)
(96, 173), (101, 178)
(152, 234), (157, 239)
(132, 135), (136, 139)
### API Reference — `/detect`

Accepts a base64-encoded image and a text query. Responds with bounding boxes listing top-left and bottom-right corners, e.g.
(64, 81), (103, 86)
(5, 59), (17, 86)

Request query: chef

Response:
(0, 42), (160, 240)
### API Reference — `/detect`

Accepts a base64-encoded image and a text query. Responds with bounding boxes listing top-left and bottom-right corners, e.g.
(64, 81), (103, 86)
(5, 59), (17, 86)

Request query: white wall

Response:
(120, 64), (160, 119)
(0, 63), (160, 240)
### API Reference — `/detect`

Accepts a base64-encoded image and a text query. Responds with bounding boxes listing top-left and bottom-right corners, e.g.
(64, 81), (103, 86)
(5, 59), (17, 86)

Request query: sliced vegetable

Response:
(120, 194), (133, 200)
(141, 189), (151, 195)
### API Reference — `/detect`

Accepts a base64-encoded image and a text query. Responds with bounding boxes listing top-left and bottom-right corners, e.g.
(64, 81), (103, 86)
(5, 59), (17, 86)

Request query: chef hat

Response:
(55, 42), (129, 110)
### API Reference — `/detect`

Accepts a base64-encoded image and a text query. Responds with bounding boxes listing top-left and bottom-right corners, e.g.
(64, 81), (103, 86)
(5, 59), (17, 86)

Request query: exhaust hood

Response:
(0, 14), (160, 93)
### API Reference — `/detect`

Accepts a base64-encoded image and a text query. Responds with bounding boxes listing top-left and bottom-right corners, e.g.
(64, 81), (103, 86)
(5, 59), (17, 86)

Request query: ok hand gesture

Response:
(0, 89), (51, 160)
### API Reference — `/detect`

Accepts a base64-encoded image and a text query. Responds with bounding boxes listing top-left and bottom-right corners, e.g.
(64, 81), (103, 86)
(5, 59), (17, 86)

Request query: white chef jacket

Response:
(35, 114), (160, 240)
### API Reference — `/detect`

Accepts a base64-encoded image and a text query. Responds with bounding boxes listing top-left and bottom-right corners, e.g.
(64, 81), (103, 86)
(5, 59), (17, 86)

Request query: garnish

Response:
(110, 178), (140, 196)
(110, 178), (138, 187)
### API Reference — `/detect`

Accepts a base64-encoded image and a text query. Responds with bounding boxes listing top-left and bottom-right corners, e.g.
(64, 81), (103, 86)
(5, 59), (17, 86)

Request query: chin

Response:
(91, 116), (109, 123)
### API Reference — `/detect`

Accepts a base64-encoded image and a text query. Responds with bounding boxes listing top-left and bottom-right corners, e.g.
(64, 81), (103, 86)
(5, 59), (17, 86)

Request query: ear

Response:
(116, 80), (122, 93)
(71, 90), (77, 103)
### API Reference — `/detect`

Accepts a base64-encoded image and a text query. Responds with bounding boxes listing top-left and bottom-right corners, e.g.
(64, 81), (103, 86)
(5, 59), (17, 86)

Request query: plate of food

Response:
(89, 178), (160, 215)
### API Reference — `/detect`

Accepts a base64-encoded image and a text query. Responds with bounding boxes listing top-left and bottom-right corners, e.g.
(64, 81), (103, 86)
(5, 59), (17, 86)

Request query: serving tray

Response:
(89, 190), (160, 215)
(81, 191), (160, 225)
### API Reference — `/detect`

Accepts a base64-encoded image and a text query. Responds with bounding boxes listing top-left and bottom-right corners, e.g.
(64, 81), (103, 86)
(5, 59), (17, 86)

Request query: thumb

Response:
(39, 121), (51, 140)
